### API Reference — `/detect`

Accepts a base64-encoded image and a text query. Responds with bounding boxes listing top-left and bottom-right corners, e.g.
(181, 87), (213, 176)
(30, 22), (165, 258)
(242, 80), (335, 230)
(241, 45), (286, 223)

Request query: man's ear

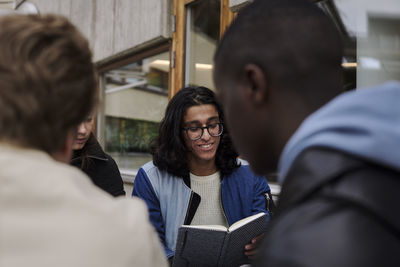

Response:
(51, 129), (74, 163)
(243, 63), (268, 106)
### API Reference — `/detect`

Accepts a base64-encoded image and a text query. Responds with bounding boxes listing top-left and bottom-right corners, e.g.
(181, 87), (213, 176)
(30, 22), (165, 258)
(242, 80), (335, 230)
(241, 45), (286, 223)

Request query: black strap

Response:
(265, 191), (276, 217)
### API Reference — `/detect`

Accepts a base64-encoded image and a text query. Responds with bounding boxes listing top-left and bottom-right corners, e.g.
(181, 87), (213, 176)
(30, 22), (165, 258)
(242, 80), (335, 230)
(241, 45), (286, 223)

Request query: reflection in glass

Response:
(359, 15), (400, 87)
(101, 51), (169, 171)
(185, 0), (220, 90)
(319, 0), (400, 89)
(317, 0), (357, 91)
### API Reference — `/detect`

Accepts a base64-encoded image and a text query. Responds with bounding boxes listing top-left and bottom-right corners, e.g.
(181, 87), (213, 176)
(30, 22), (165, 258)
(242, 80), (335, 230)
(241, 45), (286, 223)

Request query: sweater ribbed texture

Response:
(190, 171), (228, 227)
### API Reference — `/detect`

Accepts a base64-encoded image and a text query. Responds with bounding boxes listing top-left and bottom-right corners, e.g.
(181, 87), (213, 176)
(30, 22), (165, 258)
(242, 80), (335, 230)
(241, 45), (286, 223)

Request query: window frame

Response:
(95, 40), (171, 146)
(171, 0), (234, 98)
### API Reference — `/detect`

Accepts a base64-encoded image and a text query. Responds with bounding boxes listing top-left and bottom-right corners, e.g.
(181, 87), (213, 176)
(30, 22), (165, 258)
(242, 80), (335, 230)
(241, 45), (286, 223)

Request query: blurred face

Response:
(72, 116), (94, 150)
(183, 104), (222, 168)
(215, 70), (276, 175)
(216, 81), (255, 162)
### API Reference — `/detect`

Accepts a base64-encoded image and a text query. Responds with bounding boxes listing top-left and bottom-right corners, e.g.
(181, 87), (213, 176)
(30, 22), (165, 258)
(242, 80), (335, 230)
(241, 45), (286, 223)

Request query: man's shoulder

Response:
(282, 148), (400, 213)
(80, 197), (168, 266)
(256, 178), (400, 267)
(256, 195), (400, 266)
(284, 147), (399, 197)
(87, 196), (151, 232)
(0, 147), (166, 266)
(259, 148), (400, 266)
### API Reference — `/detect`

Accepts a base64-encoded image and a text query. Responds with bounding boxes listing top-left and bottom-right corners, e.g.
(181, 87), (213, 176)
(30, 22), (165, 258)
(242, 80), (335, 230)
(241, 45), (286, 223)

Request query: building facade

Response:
(2, 0), (399, 196)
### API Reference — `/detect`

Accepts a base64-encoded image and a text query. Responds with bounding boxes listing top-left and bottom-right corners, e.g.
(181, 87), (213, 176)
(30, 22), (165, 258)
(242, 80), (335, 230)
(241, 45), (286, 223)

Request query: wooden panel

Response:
(169, 0), (186, 99)
(172, 0), (237, 98)
(97, 40), (170, 73)
(220, 0), (234, 40)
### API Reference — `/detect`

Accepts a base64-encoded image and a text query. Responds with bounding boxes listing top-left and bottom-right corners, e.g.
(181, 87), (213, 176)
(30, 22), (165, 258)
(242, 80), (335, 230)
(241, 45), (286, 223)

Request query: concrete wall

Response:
(30, 0), (172, 62)
(229, 0), (251, 12)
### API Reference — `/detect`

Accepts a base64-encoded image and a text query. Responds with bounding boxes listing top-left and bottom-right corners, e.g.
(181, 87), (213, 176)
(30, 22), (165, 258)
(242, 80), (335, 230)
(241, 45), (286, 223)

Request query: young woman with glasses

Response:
(133, 86), (273, 264)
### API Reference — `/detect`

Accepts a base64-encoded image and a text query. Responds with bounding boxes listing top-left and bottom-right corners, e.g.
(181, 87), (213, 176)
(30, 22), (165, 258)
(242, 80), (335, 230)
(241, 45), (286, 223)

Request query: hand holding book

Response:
(244, 233), (264, 259)
(173, 212), (268, 267)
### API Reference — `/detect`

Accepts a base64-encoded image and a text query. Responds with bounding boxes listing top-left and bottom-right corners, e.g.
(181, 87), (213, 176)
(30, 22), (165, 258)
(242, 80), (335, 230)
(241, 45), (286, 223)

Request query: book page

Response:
(181, 224), (227, 231)
(228, 212), (266, 232)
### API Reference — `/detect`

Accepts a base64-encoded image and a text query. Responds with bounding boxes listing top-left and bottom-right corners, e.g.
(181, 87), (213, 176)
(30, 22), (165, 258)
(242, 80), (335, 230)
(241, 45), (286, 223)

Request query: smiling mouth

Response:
(201, 144), (212, 148)
(198, 143), (215, 151)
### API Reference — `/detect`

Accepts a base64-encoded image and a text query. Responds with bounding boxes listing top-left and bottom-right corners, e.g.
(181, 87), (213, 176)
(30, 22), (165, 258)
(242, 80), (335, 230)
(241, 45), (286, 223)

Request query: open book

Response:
(172, 212), (268, 267)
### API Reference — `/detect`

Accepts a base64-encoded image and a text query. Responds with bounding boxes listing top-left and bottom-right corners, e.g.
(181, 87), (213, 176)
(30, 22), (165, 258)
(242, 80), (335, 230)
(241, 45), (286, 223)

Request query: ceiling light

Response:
(195, 63), (213, 70)
(151, 60), (170, 66)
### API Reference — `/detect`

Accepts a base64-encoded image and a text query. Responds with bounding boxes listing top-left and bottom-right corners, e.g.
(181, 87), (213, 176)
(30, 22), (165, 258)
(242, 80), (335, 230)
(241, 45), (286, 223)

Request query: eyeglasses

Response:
(83, 117), (93, 124)
(183, 122), (224, 141)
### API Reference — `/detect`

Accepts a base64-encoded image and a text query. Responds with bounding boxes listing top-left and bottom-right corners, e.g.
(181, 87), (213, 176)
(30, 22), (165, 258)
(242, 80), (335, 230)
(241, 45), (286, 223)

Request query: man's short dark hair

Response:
(214, 0), (343, 109)
(0, 14), (97, 153)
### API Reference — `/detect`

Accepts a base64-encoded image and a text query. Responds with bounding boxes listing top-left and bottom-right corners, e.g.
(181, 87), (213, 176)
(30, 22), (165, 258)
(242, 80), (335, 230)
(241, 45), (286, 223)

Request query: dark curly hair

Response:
(151, 86), (240, 180)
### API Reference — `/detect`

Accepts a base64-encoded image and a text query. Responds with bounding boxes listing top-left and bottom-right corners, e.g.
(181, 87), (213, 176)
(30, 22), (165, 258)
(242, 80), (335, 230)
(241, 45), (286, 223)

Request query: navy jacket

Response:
(133, 161), (272, 258)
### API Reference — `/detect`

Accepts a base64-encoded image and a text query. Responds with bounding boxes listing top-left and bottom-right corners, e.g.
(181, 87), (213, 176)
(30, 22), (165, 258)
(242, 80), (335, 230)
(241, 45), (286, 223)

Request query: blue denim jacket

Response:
(133, 160), (271, 259)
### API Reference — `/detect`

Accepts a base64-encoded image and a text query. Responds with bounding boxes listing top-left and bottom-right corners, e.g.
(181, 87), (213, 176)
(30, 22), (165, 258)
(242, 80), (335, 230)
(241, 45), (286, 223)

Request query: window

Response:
(185, 0), (220, 89)
(171, 0), (233, 95)
(317, 0), (400, 89)
(98, 49), (170, 177)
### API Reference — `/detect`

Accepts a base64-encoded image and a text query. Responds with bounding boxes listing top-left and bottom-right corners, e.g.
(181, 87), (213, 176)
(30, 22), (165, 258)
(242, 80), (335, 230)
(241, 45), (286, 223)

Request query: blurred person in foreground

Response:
(0, 14), (167, 267)
(214, 0), (400, 266)
(133, 86), (274, 264)
(70, 115), (125, 197)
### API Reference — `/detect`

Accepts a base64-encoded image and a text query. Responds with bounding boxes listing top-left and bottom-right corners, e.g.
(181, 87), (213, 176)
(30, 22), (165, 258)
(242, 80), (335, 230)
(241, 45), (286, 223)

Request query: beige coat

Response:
(0, 143), (167, 267)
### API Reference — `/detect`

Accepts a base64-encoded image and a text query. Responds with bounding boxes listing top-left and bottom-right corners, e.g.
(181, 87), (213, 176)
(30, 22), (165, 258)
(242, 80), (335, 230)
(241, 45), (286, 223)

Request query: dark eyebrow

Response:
(207, 116), (220, 122)
(184, 116), (220, 126)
